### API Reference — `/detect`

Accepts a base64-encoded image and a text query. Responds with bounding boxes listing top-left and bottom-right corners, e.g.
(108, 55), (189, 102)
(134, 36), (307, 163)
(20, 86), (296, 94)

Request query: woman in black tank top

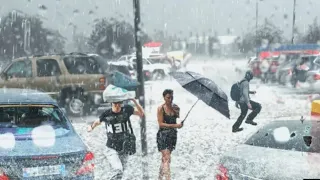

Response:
(157, 89), (183, 180)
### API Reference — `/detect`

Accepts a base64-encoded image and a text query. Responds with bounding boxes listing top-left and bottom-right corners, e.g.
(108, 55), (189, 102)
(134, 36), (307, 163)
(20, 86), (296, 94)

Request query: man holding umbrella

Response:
(233, 71), (262, 133)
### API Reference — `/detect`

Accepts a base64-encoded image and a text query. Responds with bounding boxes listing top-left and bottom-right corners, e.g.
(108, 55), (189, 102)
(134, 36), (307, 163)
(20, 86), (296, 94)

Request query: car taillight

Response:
(99, 77), (106, 90)
(145, 71), (151, 76)
(76, 152), (95, 176)
(216, 164), (229, 180)
(0, 170), (9, 180)
(314, 74), (320, 80)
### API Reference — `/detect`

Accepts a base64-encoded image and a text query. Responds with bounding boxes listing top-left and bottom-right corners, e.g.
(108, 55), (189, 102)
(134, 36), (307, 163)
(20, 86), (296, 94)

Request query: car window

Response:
(0, 106), (69, 137)
(36, 59), (61, 77)
(63, 56), (103, 74)
(132, 58), (149, 65)
(245, 121), (320, 153)
(117, 56), (126, 61)
(313, 57), (320, 65)
(6, 60), (32, 79)
(143, 59), (150, 65)
(148, 58), (171, 64)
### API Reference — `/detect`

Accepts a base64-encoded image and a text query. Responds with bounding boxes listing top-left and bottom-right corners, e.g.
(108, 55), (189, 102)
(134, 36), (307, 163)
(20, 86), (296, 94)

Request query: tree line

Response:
(238, 17), (320, 54)
(1, 10), (320, 60)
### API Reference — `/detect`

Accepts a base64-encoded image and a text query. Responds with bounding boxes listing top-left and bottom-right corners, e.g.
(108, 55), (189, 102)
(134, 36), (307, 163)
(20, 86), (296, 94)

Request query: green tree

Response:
(238, 18), (284, 53)
(302, 17), (320, 43)
(0, 11), (65, 60)
(88, 18), (150, 58)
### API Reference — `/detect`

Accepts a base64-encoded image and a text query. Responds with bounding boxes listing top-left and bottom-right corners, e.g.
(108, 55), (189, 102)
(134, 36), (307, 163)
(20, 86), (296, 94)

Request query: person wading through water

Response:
(87, 99), (144, 180)
(157, 89), (183, 180)
(233, 71), (262, 133)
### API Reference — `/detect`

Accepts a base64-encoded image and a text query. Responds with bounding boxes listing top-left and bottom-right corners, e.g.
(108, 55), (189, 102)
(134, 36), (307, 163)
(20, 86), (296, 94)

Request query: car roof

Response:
(12, 53), (92, 62)
(0, 88), (58, 106)
(251, 119), (320, 137)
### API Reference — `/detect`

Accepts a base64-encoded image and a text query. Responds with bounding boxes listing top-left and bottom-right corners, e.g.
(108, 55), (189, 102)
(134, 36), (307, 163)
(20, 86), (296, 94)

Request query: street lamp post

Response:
(133, 0), (149, 179)
(291, 0), (297, 44)
(255, 0), (259, 58)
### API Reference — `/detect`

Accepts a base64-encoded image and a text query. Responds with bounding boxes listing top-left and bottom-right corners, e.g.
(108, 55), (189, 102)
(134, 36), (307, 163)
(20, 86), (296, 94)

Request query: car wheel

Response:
(152, 70), (165, 80)
(65, 91), (90, 117)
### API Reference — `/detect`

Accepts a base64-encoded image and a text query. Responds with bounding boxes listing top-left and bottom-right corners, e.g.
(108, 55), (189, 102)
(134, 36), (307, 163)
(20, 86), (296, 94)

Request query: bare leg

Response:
(159, 150), (171, 180)
(158, 160), (163, 180)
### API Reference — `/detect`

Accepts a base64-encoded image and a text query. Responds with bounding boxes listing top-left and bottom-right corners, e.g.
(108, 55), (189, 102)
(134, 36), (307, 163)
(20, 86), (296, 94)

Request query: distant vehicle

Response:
(290, 55), (320, 89)
(0, 88), (94, 179)
(248, 59), (262, 78)
(0, 53), (138, 116)
(276, 55), (300, 85)
(217, 119), (320, 179)
(115, 54), (172, 80)
(87, 53), (132, 77)
(261, 58), (280, 83)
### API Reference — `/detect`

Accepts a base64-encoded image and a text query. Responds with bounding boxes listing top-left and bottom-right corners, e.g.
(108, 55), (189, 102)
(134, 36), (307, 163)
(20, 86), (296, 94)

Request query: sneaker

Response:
(245, 121), (257, 126)
(232, 128), (244, 133)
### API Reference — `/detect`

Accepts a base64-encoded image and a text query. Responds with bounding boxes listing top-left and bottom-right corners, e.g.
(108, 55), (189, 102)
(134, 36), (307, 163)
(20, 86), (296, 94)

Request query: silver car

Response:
(216, 119), (320, 180)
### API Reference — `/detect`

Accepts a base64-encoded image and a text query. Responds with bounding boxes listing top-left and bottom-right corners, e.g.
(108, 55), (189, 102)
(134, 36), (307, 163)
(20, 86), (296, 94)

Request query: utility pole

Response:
(255, 0), (259, 58)
(291, 0), (297, 44)
(133, 0), (148, 179)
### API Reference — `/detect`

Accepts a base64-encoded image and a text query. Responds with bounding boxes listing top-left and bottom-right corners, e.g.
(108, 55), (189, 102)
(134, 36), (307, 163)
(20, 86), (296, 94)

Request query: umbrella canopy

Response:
(169, 71), (230, 119)
(144, 42), (162, 47)
(109, 71), (139, 91)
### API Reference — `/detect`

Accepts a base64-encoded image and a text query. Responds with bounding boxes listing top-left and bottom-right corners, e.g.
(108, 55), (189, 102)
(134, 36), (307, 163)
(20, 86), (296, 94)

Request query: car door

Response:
(33, 58), (65, 97)
(0, 59), (33, 88)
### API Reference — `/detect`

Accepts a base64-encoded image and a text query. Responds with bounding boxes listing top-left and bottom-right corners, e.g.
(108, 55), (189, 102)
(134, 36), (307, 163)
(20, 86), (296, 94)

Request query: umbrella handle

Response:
(182, 98), (200, 123)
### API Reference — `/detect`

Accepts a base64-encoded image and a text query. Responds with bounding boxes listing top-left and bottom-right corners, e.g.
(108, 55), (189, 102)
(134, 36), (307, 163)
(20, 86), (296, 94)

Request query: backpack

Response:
(230, 80), (246, 101)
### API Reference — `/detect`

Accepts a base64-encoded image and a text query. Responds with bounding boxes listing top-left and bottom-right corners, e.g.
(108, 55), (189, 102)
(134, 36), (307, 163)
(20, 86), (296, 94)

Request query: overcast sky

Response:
(0, 0), (319, 42)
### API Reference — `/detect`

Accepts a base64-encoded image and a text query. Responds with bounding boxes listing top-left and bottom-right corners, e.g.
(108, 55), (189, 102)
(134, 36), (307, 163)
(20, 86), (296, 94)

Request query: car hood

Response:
(0, 131), (87, 158)
(219, 144), (320, 180)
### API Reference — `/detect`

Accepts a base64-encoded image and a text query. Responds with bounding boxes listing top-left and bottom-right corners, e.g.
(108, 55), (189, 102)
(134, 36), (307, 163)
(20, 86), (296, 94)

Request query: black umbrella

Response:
(169, 71), (230, 120)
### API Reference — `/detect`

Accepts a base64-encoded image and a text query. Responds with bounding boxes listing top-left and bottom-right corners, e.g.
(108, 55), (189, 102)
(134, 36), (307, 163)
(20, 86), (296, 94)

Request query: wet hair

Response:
(162, 89), (173, 97)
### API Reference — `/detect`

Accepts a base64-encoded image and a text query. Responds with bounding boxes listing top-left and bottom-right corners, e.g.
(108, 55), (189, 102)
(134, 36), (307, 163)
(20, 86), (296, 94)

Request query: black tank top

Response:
(160, 105), (177, 131)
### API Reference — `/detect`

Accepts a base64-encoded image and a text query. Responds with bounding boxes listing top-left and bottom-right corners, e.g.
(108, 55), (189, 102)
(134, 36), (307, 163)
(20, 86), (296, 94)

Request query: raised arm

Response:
(87, 119), (102, 132)
(131, 99), (144, 118)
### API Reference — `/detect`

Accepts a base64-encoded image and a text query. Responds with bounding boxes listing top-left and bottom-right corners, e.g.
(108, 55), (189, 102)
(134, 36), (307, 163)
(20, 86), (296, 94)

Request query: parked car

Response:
(290, 55), (320, 89)
(0, 53), (138, 116)
(276, 57), (299, 85)
(0, 88), (94, 179)
(216, 119), (320, 180)
(108, 59), (152, 81)
(87, 53), (132, 77)
(248, 59), (262, 78)
(116, 54), (172, 80)
(261, 58), (280, 83)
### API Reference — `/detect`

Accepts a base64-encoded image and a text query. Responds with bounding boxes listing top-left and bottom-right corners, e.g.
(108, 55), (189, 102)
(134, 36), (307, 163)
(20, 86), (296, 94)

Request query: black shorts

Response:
(156, 129), (177, 152)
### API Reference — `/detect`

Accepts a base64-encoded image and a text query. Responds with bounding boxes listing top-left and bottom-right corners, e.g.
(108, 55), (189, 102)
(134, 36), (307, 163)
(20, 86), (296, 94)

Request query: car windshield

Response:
(244, 120), (320, 153)
(0, 105), (69, 138)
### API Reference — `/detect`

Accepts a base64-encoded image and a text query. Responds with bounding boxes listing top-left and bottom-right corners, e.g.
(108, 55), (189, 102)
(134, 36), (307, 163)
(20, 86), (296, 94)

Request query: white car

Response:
(115, 55), (172, 80)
